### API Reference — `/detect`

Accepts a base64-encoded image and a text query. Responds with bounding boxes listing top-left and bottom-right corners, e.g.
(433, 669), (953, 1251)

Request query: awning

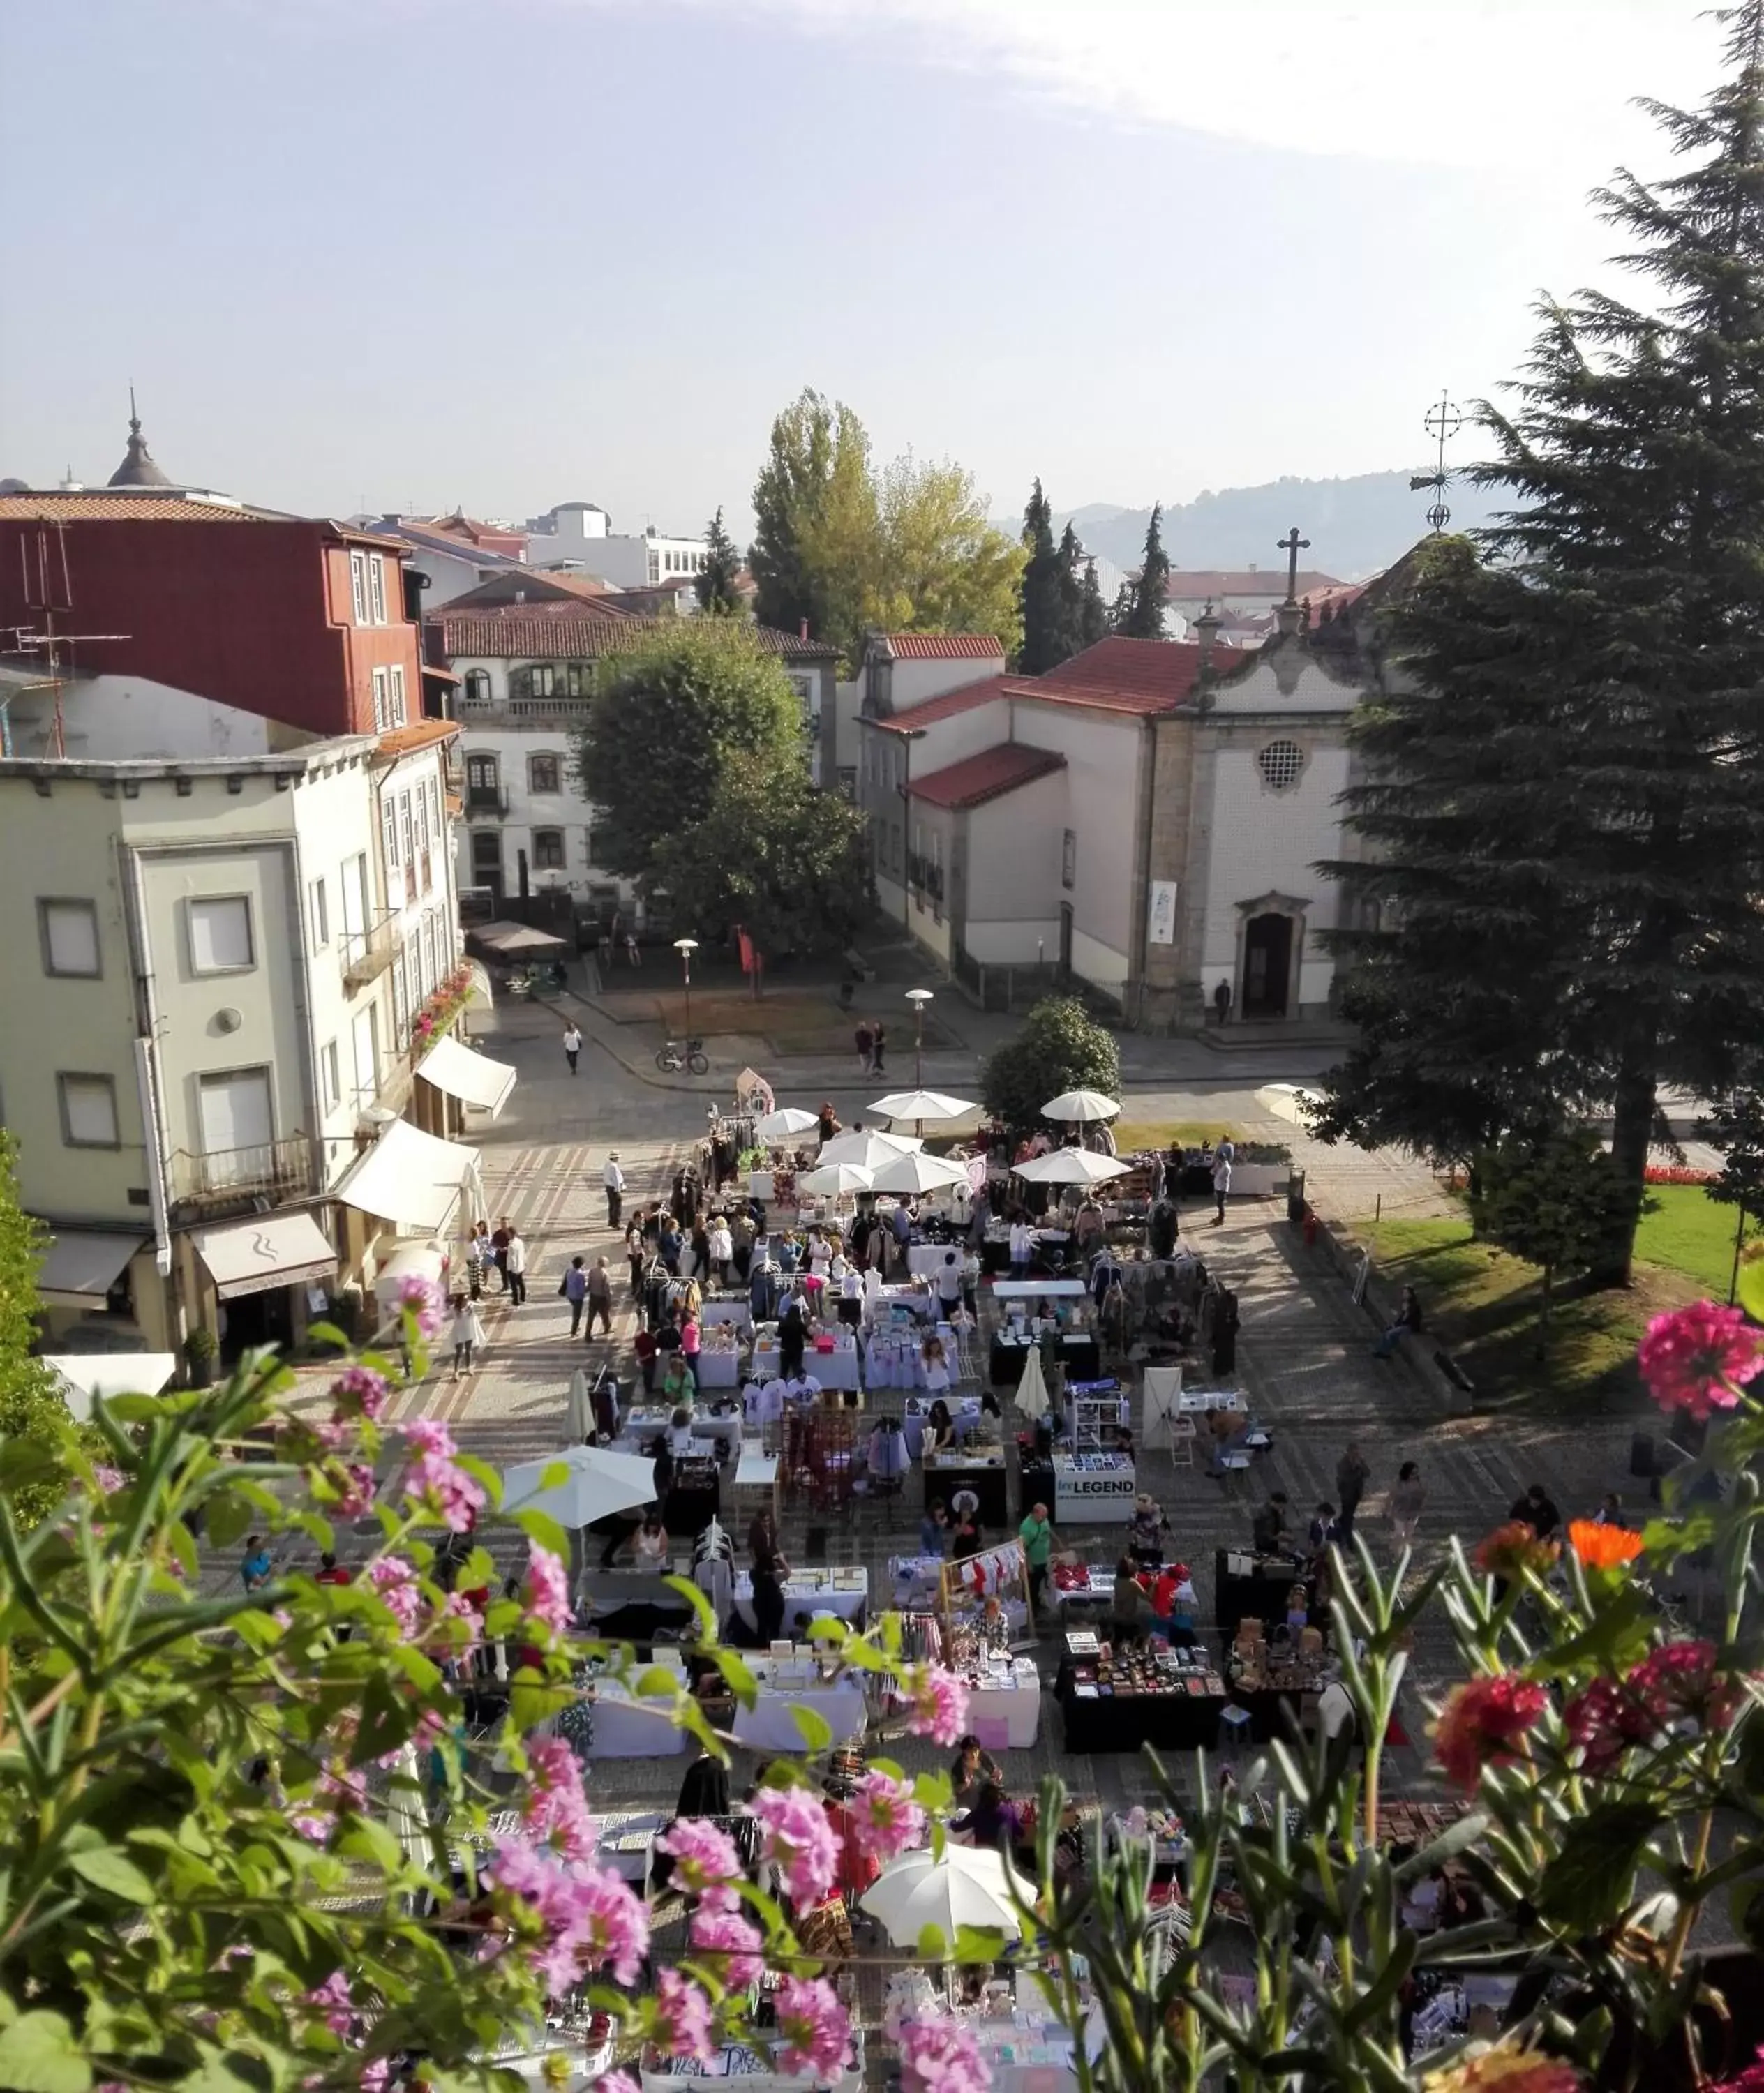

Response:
(36, 1230), (147, 1307)
(421, 662), (462, 683)
(373, 1237), (449, 1308)
(44, 1353), (177, 1423)
(335, 1118), (481, 1234)
(417, 1033), (517, 1118)
(465, 959), (493, 1008)
(195, 1210), (337, 1301)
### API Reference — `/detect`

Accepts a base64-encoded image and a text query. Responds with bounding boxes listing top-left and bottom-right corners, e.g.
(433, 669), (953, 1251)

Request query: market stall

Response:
(989, 1282), (1098, 1387)
(730, 1566), (869, 1633)
(1055, 1630), (1231, 1753)
(582, 1680), (693, 1760)
(640, 2034), (863, 2093)
(749, 1326), (862, 1391)
(616, 1406), (745, 1457)
(1018, 1452), (1137, 1525)
(922, 1446), (1010, 1526)
(699, 1296), (754, 1329)
(727, 1653), (867, 1753)
(1216, 1545), (1311, 1635)
(692, 1324), (743, 1388)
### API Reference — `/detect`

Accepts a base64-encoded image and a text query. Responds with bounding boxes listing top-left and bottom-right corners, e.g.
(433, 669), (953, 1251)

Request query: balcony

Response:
(341, 911), (399, 989)
(170, 1135), (317, 1212)
(465, 783), (511, 819)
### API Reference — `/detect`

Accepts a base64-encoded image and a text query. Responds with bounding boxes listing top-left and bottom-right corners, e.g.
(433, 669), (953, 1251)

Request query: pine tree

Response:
(1318, 2), (1764, 1281)
(1116, 503), (1169, 638)
(1017, 479), (1066, 673)
(1077, 556), (1109, 648)
(1054, 522), (1089, 662)
(695, 507), (743, 613)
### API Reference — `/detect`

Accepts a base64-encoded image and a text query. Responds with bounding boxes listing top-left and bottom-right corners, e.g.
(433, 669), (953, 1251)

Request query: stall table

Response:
(664, 1458), (721, 1540)
(584, 1683), (693, 1760)
(700, 1297), (753, 1329)
(692, 1343), (742, 1390)
(749, 1335), (863, 1391)
(1215, 1547), (1311, 1635)
(619, 1406), (744, 1455)
(923, 1452), (1010, 1527)
(731, 1566), (869, 1633)
(964, 1656), (1043, 1749)
(990, 1331), (1101, 1388)
(1056, 1666), (1229, 1753)
(728, 1657), (867, 1753)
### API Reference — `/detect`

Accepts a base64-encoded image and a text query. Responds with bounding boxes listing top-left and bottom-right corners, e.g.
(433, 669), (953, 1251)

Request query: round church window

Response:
(1258, 739), (1305, 792)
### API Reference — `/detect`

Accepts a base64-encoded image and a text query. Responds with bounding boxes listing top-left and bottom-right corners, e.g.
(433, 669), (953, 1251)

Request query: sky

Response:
(0, 0), (1725, 537)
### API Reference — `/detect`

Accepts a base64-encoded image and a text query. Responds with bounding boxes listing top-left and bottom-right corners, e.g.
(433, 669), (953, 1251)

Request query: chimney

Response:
(800, 617), (809, 640)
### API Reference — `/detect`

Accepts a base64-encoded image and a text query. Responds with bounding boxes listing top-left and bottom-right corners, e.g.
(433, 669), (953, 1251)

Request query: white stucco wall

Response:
(1004, 703), (1142, 977)
(1213, 657), (1361, 715)
(959, 770), (1066, 963)
(527, 524), (706, 587)
(1201, 741), (1351, 1006)
(888, 658), (1003, 712)
(9, 677), (278, 761)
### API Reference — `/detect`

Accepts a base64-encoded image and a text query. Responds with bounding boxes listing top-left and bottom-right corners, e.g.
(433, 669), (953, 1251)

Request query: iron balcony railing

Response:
(340, 910), (399, 988)
(170, 1135), (317, 1207)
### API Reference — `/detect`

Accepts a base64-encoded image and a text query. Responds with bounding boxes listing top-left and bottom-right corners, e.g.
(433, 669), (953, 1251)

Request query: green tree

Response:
(570, 623), (800, 887)
(1115, 502), (1169, 639)
(980, 996), (1121, 1135)
(863, 453), (1024, 665)
(748, 387), (876, 647)
(694, 505), (743, 613)
(1320, 8), (1764, 1279)
(1075, 550), (1110, 648)
(0, 1132), (75, 1529)
(1469, 1130), (1634, 1343)
(1018, 479), (1066, 673)
(1699, 1069), (1764, 1302)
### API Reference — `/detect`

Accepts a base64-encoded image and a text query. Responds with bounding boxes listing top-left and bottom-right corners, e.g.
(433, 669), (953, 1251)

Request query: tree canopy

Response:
(0, 1132), (77, 1528)
(1018, 479), (1066, 674)
(1468, 1130), (1632, 1333)
(694, 506), (744, 613)
(1114, 503), (1169, 639)
(980, 996), (1121, 1134)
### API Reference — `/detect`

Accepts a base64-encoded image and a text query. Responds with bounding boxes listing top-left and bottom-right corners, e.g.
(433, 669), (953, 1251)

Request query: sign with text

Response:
(1148, 880), (1179, 945)
(1053, 1462), (1137, 1524)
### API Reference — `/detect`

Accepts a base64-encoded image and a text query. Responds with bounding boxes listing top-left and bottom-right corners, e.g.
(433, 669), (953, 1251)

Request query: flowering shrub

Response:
(1643, 1164), (1717, 1185)
(410, 963), (477, 1052)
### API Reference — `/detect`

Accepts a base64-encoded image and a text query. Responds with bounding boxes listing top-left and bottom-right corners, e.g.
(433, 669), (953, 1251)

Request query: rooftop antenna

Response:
(1410, 391), (1462, 532)
(11, 522), (130, 758)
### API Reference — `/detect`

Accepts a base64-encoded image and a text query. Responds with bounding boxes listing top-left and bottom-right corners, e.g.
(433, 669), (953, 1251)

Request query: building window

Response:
(39, 898), (100, 977)
(1257, 739), (1306, 793)
(392, 948), (410, 1037)
(380, 799), (399, 892)
(415, 788), (433, 896)
(58, 1072), (119, 1148)
(465, 754), (500, 812)
(371, 666), (391, 733)
(524, 664), (556, 700)
(837, 765), (857, 802)
(1061, 829), (1076, 890)
(197, 1067), (273, 1174)
(308, 877), (329, 952)
(187, 895), (255, 975)
(463, 668), (492, 707)
(532, 827), (567, 871)
(471, 830), (503, 881)
(350, 551), (368, 624)
(421, 911), (438, 994)
(398, 791), (416, 905)
(388, 663), (408, 726)
(529, 753), (561, 795)
(321, 1040), (342, 1112)
(565, 663), (591, 698)
(368, 555), (388, 624)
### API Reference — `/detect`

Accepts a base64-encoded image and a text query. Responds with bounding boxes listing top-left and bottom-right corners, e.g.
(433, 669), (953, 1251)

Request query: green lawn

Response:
(1111, 1119), (1241, 1153)
(1634, 1183), (1757, 1297)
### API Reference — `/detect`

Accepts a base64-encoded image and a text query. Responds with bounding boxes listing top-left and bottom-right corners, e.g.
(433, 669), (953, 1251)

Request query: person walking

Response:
(1335, 1443), (1370, 1540)
(1509, 1481), (1561, 1542)
(1018, 1499), (1057, 1616)
(450, 1293), (485, 1379)
(855, 1019), (874, 1075)
(625, 1219), (645, 1300)
(604, 1152), (626, 1229)
(708, 1213), (733, 1286)
(586, 1255), (614, 1337)
(562, 1255), (589, 1337)
(1211, 1146), (1232, 1226)
(562, 1021), (583, 1076)
(872, 1021), (887, 1076)
(1389, 1460), (1426, 1549)
(504, 1226), (529, 1307)
(625, 931), (641, 967)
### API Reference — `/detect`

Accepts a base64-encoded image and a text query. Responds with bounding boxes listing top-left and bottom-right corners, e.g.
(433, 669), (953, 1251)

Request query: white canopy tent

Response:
(502, 1444), (659, 1529)
(798, 1161), (876, 1197)
(816, 1129), (922, 1169)
(44, 1353), (177, 1423)
(336, 1120), (482, 1236)
(416, 1035), (517, 1118)
(1012, 1149), (1133, 1187)
(755, 1107), (820, 1142)
(1041, 1089), (1121, 1123)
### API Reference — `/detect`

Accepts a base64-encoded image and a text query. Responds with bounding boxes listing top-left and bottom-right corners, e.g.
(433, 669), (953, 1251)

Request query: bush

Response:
(980, 996), (1121, 1135)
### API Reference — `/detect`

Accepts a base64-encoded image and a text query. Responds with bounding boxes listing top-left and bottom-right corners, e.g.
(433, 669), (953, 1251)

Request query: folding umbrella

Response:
(798, 1161), (876, 1197)
(869, 1090), (977, 1123)
(501, 1444), (658, 1528)
(755, 1106), (820, 1142)
(1015, 1343), (1053, 1427)
(1041, 1089), (1121, 1123)
(816, 1129), (922, 1169)
(860, 1845), (1036, 1945)
(1012, 1148), (1133, 1186)
(867, 1149), (973, 1196)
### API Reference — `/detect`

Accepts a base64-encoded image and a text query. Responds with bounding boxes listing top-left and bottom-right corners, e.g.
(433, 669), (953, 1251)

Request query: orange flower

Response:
(1423, 2046), (1582, 2092)
(1568, 1519), (1644, 1572)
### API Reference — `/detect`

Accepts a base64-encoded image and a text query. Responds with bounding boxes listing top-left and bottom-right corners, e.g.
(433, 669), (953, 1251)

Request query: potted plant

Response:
(183, 1325), (217, 1390)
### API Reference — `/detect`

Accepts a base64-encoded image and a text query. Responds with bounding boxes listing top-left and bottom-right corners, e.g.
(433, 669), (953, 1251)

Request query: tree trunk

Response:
(1597, 1040), (1659, 1286)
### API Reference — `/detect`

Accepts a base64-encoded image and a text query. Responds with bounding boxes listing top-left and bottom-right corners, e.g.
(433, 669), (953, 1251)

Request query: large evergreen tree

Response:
(1318, 2), (1764, 1280)
(1076, 550), (1110, 649)
(1115, 502), (1169, 638)
(1054, 522), (1095, 661)
(694, 506), (743, 613)
(1017, 479), (1066, 673)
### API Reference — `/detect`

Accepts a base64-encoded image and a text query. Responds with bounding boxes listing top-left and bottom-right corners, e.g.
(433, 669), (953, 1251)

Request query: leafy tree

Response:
(0, 1132), (77, 1529)
(1698, 1069), (1764, 1302)
(1469, 1130), (1633, 1342)
(863, 453), (1024, 665)
(748, 386), (876, 648)
(571, 623), (800, 887)
(981, 996), (1121, 1134)
(1320, 9), (1764, 1280)
(1018, 478), (1066, 673)
(649, 756), (871, 981)
(694, 505), (743, 613)
(1114, 502), (1169, 639)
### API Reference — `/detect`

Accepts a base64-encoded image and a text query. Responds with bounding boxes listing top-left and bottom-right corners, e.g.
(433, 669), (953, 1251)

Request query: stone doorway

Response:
(1241, 912), (1293, 1019)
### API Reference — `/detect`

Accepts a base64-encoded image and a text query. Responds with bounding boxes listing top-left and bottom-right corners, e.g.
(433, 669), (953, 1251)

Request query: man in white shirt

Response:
(936, 1247), (963, 1316)
(504, 1226), (528, 1307)
(1211, 1151), (1232, 1227)
(1008, 1219), (1034, 1280)
(562, 1023), (583, 1076)
(603, 1152), (626, 1228)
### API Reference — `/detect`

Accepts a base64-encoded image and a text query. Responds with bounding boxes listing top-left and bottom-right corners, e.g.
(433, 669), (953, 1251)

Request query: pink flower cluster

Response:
(1710, 2044), (1764, 2092)
(653, 1970), (716, 2063)
(333, 1463), (375, 1520)
(904, 1665), (969, 1747)
(1637, 1301), (1763, 1422)
(849, 1771), (927, 1866)
(752, 1785), (840, 1909)
(688, 1905), (764, 1987)
(399, 1417), (487, 1531)
(92, 1464), (126, 1495)
(523, 1738), (597, 1863)
(775, 1976), (853, 2077)
(329, 1365), (391, 1423)
(899, 2014), (992, 2093)
(303, 1970), (354, 2037)
(1435, 1673), (1549, 1790)
(364, 1555), (421, 1633)
(1566, 1639), (1740, 1769)
(396, 1273), (448, 1341)
(488, 1838), (650, 1995)
(524, 1545), (573, 1637)
(660, 1817), (743, 1907)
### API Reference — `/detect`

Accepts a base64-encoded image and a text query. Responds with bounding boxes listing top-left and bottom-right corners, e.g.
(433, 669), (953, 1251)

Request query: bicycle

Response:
(655, 1037), (710, 1075)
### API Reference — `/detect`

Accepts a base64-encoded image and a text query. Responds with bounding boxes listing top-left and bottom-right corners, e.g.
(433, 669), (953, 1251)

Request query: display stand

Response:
(1066, 1381), (1132, 1451)
(939, 1539), (1033, 1640)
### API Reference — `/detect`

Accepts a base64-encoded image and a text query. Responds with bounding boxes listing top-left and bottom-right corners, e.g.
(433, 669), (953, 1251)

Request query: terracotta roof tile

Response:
(908, 742), (1066, 811)
(878, 632), (1007, 661)
(0, 493), (273, 523)
(1008, 636), (1211, 714)
(433, 613), (840, 662)
(375, 720), (459, 758)
(867, 675), (1015, 734)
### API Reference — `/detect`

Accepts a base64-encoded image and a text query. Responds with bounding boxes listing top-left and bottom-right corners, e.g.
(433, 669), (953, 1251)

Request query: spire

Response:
(107, 391), (172, 489)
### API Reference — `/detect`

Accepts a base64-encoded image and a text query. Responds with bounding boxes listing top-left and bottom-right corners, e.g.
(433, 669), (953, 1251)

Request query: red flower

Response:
(1472, 1521), (1559, 1580)
(1637, 1301), (1763, 1422)
(1435, 1673), (1548, 1790)
(1562, 1676), (1654, 1773)
(1629, 1638), (1737, 1727)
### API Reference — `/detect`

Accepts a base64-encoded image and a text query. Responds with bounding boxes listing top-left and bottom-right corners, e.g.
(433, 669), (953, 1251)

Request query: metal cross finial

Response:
(1410, 390), (1463, 532)
(1278, 527), (1310, 603)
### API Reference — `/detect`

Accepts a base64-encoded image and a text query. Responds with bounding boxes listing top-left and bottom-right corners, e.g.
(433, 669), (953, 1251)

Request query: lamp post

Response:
(674, 938), (698, 1044)
(904, 987), (934, 1139)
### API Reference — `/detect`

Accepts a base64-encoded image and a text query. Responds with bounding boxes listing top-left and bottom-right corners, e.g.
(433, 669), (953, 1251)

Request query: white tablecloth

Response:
(908, 1243), (965, 1281)
(750, 1337), (862, 1390)
(618, 1408), (743, 1453)
(965, 1660), (1043, 1749)
(700, 1298), (753, 1328)
(731, 1567), (869, 1631)
(584, 1687), (692, 1759)
(730, 1679), (867, 1752)
(694, 1346), (741, 1389)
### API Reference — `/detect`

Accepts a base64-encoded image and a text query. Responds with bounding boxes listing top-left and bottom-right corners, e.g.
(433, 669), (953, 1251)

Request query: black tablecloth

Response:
(1214, 1549), (1310, 1634)
(1019, 1460), (1054, 1522)
(931, 1461), (1010, 1527)
(665, 1474), (721, 1538)
(989, 1334), (1102, 1388)
(1057, 1670), (1230, 1753)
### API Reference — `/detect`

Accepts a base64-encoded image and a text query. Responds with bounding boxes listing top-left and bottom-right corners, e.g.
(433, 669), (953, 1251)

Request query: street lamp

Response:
(674, 938), (698, 1044)
(904, 987), (934, 1088)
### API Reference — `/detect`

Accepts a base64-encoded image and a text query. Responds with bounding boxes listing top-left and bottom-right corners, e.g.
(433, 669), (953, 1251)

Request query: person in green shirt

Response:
(1018, 1501), (1056, 1614)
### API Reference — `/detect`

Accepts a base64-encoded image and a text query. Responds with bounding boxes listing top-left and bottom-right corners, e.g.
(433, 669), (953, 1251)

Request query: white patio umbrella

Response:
(860, 1845), (1036, 1946)
(1013, 1148), (1133, 1187)
(867, 1149), (974, 1197)
(817, 1128), (922, 1169)
(755, 1106), (820, 1142)
(501, 1444), (659, 1529)
(1042, 1088), (1121, 1123)
(798, 1161), (876, 1197)
(869, 1090), (977, 1123)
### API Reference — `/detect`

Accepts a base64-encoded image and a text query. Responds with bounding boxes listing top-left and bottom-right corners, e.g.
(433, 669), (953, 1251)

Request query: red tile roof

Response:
(1008, 636), (1211, 715)
(908, 742), (1066, 811)
(433, 613), (840, 662)
(451, 569), (622, 607)
(1165, 568), (1344, 599)
(879, 632), (1007, 661)
(375, 720), (460, 760)
(0, 493), (273, 523)
(867, 675), (1015, 734)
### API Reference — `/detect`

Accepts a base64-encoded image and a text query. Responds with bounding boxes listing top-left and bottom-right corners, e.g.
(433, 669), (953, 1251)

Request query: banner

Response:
(1147, 880), (1179, 946)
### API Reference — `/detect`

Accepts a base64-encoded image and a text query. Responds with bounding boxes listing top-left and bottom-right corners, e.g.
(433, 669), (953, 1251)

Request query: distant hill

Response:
(1045, 470), (1507, 583)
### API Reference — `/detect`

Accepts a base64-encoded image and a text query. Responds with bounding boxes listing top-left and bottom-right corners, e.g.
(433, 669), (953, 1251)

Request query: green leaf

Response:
(952, 1923), (1013, 1962)
(68, 1846), (156, 1904)
(915, 1923), (948, 1960)
(515, 1507), (571, 1561)
(1527, 1588), (1652, 1680)
(1393, 1812), (1488, 1884)
(789, 1703), (833, 1752)
(204, 1491), (253, 1551)
(0, 2009), (93, 2093)
(913, 1771), (954, 1813)
(703, 1647), (759, 1705)
(662, 1574), (717, 1641)
(1535, 1801), (1662, 1932)
(1737, 1256), (1764, 1323)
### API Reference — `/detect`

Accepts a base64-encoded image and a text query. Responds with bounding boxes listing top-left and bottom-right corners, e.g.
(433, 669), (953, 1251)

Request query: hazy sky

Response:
(0, 1), (1723, 537)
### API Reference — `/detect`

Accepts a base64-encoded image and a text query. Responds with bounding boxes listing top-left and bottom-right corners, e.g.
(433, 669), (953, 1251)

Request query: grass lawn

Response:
(1634, 1183), (1757, 1298)
(1111, 1119), (1241, 1153)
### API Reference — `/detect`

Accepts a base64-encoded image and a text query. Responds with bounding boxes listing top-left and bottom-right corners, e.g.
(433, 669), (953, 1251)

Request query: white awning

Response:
(417, 1034), (516, 1118)
(464, 959), (493, 1009)
(36, 1230), (147, 1307)
(45, 1353), (177, 1422)
(373, 1237), (449, 1307)
(335, 1119), (480, 1235)
(195, 1211), (337, 1301)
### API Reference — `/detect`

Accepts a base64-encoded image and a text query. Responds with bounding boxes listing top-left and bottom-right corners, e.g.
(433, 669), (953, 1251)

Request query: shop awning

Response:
(36, 1230), (147, 1307)
(464, 959), (494, 1008)
(45, 1353), (177, 1423)
(417, 1034), (517, 1118)
(335, 1119), (481, 1234)
(373, 1237), (449, 1310)
(195, 1211), (337, 1301)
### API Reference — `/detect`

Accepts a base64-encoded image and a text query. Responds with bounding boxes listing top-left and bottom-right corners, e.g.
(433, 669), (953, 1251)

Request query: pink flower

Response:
(334, 1464), (375, 1520)
(899, 2015), (992, 2093)
(660, 1816), (743, 1907)
(1709, 2044), (1764, 2092)
(1630, 1639), (1738, 1727)
(775, 1975), (853, 2078)
(688, 1905), (764, 1987)
(654, 1969), (716, 2062)
(399, 1417), (487, 1532)
(488, 1839), (650, 1993)
(359, 2062), (391, 2093)
(596, 2078), (641, 2093)
(364, 1554), (421, 1633)
(1563, 1676), (1654, 1773)
(523, 1738), (597, 1862)
(850, 1771), (927, 1865)
(904, 1665), (969, 1748)
(330, 1365), (391, 1422)
(396, 1274), (447, 1340)
(524, 1545), (573, 1637)
(1637, 1301), (1763, 1422)
(304, 1971), (354, 2036)
(752, 1786), (840, 1910)
(1435, 1674), (1549, 1790)
(92, 1464), (125, 1494)
(431, 1589), (483, 1653)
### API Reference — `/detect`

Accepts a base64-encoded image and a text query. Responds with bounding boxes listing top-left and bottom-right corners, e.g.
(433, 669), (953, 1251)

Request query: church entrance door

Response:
(1242, 913), (1292, 1019)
